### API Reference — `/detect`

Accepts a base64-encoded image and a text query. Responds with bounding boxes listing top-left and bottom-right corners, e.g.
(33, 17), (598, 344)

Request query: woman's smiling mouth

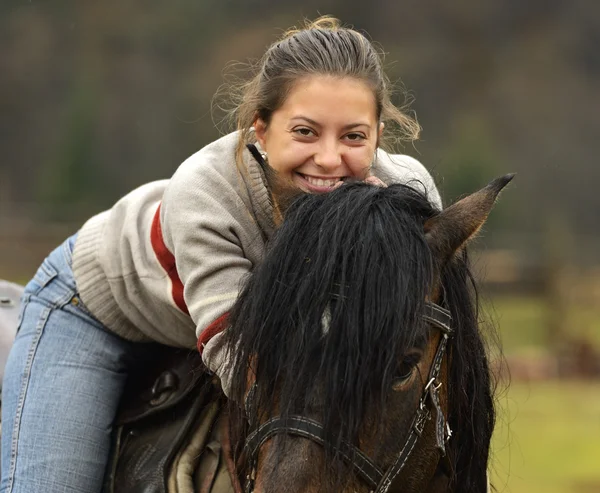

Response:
(295, 172), (345, 192)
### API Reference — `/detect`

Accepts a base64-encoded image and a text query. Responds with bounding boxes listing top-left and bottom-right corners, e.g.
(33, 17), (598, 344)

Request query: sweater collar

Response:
(242, 143), (277, 240)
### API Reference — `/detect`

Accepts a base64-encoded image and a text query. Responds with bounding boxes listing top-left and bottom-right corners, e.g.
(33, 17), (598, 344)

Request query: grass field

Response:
(491, 381), (600, 493)
(488, 294), (600, 493)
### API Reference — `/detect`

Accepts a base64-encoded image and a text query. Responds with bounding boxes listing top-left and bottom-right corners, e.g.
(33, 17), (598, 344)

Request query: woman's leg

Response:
(1, 236), (141, 493)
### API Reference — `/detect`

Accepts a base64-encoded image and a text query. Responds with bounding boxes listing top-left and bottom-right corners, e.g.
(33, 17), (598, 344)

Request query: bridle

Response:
(242, 302), (454, 493)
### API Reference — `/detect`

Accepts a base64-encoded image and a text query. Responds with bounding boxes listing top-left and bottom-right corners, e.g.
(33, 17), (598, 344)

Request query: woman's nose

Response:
(314, 141), (343, 171)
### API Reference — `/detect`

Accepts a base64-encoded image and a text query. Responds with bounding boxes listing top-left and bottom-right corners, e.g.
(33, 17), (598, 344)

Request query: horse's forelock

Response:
(227, 182), (436, 443)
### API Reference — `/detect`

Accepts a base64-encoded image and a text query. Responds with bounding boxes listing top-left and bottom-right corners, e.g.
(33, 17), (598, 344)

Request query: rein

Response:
(243, 302), (454, 493)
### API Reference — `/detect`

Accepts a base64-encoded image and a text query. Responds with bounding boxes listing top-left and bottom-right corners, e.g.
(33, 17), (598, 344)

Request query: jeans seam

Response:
(5, 305), (52, 493)
(62, 237), (74, 267)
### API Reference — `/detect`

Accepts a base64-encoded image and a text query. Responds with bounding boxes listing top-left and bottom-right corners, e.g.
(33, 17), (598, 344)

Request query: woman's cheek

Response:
(344, 148), (373, 176)
(349, 158), (372, 178)
(283, 150), (310, 172)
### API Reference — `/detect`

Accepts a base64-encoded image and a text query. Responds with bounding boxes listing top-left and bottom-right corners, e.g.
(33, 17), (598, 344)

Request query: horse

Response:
(0, 175), (512, 493)
(220, 176), (512, 493)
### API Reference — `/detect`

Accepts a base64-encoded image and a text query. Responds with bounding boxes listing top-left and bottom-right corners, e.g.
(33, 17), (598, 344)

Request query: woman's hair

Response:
(217, 16), (421, 167)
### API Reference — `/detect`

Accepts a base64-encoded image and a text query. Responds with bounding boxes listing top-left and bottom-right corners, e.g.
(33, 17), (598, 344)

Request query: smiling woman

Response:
(0, 15), (441, 493)
(253, 76), (381, 193)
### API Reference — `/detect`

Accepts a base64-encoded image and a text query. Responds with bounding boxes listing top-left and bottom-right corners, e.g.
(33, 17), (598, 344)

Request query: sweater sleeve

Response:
(159, 151), (259, 344)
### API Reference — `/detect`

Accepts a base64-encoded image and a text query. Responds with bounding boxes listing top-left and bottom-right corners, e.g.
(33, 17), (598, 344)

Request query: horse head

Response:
(225, 176), (513, 493)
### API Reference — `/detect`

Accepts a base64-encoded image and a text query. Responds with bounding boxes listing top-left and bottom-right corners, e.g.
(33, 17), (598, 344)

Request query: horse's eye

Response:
(392, 351), (422, 390)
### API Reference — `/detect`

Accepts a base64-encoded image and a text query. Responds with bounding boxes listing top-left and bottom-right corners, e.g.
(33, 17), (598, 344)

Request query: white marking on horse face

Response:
(321, 305), (332, 336)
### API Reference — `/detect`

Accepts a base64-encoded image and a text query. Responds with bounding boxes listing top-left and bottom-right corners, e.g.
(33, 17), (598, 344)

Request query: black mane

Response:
(225, 181), (495, 492)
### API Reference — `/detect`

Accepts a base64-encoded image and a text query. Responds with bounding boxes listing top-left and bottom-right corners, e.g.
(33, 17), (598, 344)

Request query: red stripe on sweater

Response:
(150, 204), (189, 315)
(197, 312), (229, 355)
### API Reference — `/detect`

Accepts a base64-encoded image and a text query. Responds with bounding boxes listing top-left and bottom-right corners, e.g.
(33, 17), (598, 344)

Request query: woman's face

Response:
(254, 76), (383, 193)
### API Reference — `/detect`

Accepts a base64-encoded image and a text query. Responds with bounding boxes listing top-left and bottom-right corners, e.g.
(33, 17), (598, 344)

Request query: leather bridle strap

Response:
(245, 415), (384, 490)
(375, 329), (450, 493)
(422, 302), (453, 335)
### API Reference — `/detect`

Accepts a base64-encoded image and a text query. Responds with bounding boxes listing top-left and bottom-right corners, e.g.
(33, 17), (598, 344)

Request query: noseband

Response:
(243, 302), (454, 493)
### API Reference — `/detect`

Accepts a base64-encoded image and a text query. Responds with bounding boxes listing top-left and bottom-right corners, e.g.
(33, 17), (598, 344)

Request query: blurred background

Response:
(1, 1), (599, 491)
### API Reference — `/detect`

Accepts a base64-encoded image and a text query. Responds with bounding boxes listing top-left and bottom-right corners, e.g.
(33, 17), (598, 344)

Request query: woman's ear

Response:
(254, 118), (268, 151)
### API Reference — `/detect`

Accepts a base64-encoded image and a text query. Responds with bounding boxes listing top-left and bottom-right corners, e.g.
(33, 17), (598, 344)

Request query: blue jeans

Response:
(1, 236), (147, 493)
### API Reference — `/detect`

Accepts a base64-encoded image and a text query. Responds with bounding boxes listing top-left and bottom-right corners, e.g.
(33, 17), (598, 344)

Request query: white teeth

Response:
(304, 176), (339, 187)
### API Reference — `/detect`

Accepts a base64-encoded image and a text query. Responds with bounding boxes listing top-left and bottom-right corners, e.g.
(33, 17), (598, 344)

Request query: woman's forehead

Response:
(277, 75), (378, 125)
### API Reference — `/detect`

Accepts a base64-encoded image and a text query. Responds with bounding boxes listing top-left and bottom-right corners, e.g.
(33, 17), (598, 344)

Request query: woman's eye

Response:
(344, 132), (366, 142)
(294, 127), (315, 137)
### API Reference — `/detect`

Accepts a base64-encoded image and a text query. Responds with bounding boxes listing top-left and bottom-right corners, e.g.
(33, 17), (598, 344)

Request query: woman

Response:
(1, 16), (441, 493)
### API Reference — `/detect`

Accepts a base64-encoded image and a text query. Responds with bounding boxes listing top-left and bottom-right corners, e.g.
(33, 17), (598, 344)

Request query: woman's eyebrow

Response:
(290, 116), (371, 131)
(290, 116), (320, 127)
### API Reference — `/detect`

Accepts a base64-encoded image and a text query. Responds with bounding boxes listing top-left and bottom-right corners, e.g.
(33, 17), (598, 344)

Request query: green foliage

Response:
(438, 117), (514, 229)
(35, 79), (99, 219)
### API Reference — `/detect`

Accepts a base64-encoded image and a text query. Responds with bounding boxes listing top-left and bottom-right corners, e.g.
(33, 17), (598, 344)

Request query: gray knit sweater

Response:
(72, 131), (441, 377)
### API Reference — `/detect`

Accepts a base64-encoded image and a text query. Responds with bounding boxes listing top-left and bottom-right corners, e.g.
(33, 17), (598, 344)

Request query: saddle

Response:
(102, 346), (240, 493)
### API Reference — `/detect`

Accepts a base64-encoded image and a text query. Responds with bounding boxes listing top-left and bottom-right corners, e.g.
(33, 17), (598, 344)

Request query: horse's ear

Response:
(425, 174), (515, 267)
